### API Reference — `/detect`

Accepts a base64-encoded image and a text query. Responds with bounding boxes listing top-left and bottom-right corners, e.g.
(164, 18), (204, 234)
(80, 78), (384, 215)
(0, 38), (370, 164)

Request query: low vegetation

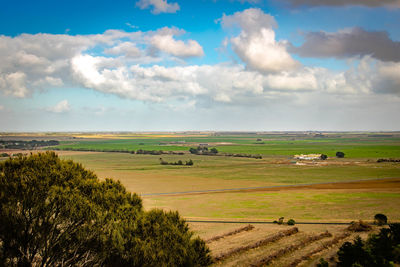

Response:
(159, 158), (194, 166)
(0, 152), (211, 266)
(213, 227), (299, 262)
(0, 140), (59, 149)
(205, 224), (254, 243)
(336, 223), (400, 267)
(249, 231), (332, 267)
(288, 232), (351, 267)
(374, 213), (388, 226)
(347, 220), (372, 232)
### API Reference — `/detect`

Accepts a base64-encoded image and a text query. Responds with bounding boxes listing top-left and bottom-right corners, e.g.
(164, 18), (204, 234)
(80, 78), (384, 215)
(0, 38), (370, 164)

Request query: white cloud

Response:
(136, 0), (180, 14)
(104, 42), (141, 58)
(48, 100), (70, 113)
(1, 72), (28, 98)
(0, 28), (204, 97)
(150, 27), (204, 58)
(220, 8), (299, 73)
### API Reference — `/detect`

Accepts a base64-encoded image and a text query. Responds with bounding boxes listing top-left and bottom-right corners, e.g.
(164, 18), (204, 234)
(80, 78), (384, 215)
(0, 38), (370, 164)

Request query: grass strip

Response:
(213, 227), (298, 262)
(205, 224), (254, 243)
(249, 231), (332, 267)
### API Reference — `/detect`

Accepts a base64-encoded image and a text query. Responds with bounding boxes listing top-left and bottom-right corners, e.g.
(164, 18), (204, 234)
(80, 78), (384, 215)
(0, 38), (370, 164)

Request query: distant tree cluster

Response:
(0, 152), (211, 266)
(377, 158), (400, 163)
(160, 158), (194, 166)
(224, 153), (262, 159)
(0, 140), (59, 149)
(136, 149), (163, 155)
(189, 146), (218, 155)
(188, 147), (262, 159)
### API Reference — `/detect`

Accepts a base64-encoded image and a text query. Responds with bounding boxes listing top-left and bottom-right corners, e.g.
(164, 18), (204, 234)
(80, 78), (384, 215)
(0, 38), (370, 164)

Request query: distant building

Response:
(294, 154), (324, 160)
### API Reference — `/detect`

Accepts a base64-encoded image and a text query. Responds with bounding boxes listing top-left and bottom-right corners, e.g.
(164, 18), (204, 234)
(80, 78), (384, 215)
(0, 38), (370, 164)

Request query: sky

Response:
(0, 0), (400, 132)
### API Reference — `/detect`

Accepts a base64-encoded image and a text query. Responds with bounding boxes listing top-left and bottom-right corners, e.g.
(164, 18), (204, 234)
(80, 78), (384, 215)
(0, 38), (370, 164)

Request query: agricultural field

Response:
(1, 131), (400, 266)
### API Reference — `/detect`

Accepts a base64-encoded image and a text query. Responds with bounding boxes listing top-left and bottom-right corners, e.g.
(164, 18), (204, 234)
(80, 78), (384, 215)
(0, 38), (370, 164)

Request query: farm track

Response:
(141, 177), (400, 196)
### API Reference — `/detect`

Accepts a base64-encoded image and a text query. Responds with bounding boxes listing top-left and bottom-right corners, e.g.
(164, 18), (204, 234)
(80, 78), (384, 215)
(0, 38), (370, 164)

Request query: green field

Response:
(58, 135), (400, 222)
(56, 133), (400, 158)
(3, 132), (400, 222)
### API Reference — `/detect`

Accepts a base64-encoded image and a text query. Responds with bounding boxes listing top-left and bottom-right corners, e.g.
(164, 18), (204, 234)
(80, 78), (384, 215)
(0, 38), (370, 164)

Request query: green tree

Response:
(0, 152), (211, 266)
(336, 151), (345, 158)
(210, 148), (218, 154)
(374, 213), (388, 226)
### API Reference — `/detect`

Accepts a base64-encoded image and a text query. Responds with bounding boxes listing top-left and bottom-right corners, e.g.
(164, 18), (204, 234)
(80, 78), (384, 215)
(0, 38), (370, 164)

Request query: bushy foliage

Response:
(0, 152), (211, 266)
(336, 151), (345, 158)
(374, 213), (388, 226)
(210, 148), (218, 154)
(317, 258), (329, 267)
(337, 223), (400, 267)
(159, 158), (194, 166)
(287, 219), (296, 225)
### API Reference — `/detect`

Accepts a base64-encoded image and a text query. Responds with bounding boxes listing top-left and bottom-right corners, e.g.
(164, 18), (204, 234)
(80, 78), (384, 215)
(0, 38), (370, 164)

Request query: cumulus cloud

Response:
(150, 27), (204, 58)
(0, 28), (204, 97)
(136, 0), (180, 14)
(71, 52), (387, 106)
(48, 100), (70, 113)
(1, 22), (399, 111)
(104, 42), (141, 58)
(220, 8), (299, 73)
(291, 27), (400, 62)
(282, 0), (400, 8)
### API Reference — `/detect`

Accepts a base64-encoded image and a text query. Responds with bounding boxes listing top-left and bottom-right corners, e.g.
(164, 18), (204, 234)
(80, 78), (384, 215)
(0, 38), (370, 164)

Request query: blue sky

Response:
(0, 0), (400, 131)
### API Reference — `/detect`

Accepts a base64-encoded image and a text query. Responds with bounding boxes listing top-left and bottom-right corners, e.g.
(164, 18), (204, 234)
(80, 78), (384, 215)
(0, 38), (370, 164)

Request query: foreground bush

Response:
(374, 213), (388, 226)
(0, 152), (211, 266)
(337, 223), (400, 267)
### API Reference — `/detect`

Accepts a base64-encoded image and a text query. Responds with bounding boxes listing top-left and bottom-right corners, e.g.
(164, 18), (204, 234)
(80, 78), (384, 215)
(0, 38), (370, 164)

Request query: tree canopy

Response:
(0, 152), (211, 266)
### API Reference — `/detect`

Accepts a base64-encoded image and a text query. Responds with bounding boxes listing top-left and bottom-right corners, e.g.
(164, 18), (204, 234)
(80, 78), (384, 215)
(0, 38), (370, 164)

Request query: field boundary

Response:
(140, 177), (400, 196)
(187, 220), (352, 225)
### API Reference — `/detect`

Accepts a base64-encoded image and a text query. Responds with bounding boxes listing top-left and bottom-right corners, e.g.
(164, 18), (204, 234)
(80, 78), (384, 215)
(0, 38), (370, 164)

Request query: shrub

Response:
(337, 223), (400, 267)
(320, 154), (328, 160)
(278, 217), (284, 225)
(189, 147), (198, 154)
(210, 148), (218, 154)
(317, 258), (329, 267)
(347, 220), (372, 232)
(336, 151), (345, 158)
(287, 219), (296, 225)
(374, 213), (388, 226)
(0, 152), (212, 266)
(186, 159), (194, 166)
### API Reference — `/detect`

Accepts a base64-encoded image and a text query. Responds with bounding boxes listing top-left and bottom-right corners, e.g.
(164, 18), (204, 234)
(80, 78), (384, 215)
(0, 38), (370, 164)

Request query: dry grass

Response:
(213, 227), (299, 262)
(249, 231), (332, 267)
(206, 224), (254, 243)
(286, 232), (351, 267)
